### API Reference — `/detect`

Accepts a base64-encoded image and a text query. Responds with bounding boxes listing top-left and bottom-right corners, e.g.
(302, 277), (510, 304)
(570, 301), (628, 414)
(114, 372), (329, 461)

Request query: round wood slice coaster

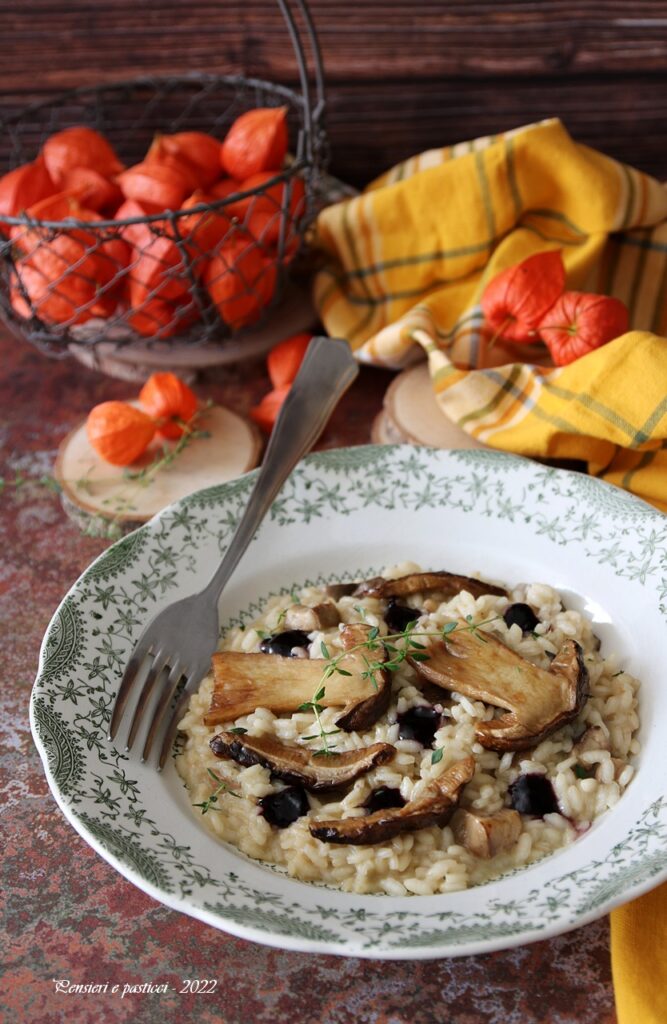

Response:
(371, 409), (404, 445)
(55, 404), (262, 535)
(381, 363), (485, 449)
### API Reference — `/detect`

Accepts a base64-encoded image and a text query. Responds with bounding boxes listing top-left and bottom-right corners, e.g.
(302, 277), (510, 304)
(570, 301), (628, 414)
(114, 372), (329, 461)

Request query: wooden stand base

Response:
(68, 282), (317, 383)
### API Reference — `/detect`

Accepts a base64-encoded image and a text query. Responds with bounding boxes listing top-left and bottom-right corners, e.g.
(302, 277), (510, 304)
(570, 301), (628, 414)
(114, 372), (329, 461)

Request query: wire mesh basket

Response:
(0, 0), (327, 359)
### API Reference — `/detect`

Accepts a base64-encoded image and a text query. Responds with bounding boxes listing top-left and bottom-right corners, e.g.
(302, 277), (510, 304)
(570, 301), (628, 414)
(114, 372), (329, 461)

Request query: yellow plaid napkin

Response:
(313, 118), (667, 1021)
(313, 118), (667, 511)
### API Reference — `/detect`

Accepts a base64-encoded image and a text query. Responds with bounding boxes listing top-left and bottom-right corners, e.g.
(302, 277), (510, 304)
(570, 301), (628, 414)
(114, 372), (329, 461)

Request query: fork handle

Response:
(202, 336), (358, 603)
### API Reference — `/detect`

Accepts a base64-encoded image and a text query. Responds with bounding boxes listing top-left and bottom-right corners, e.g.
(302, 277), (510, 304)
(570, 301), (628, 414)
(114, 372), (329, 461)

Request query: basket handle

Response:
(275, 0), (326, 160)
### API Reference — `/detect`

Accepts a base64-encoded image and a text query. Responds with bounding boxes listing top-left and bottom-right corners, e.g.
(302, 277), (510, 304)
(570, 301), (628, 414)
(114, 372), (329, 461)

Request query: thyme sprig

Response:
(298, 641), (342, 756)
(123, 401), (213, 486)
(193, 768), (240, 814)
(300, 615), (501, 755)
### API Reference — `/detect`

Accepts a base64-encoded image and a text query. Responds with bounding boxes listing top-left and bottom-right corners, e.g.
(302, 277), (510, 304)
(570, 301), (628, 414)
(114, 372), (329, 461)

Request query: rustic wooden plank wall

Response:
(1, 1), (666, 184)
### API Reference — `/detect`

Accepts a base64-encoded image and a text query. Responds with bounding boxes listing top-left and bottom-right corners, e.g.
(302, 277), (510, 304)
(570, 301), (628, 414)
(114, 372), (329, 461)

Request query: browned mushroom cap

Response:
(335, 623), (392, 732)
(324, 582), (359, 600)
(408, 629), (589, 752)
(353, 572), (506, 600)
(210, 731), (395, 792)
(309, 756), (475, 844)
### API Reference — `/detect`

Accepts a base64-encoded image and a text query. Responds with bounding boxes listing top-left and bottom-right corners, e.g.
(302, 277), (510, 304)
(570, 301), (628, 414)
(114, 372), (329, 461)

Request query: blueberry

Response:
(503, 603), (540, 634)
(385, 599), (421, 634)
(362, 786), (406, 814)
(397, 706), (441, 747)
(259, 786), (310, 828)
(508, 774), (559, 817)
(259, 630), (311, 657)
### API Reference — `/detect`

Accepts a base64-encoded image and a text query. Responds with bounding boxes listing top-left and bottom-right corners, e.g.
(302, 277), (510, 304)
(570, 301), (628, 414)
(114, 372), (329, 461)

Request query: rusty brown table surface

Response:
(0, 329), (617, 1024)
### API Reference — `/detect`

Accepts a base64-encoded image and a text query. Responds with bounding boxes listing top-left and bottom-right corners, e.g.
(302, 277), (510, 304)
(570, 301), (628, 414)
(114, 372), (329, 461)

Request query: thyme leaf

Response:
(299, 614), (501, 754)
(123, 402), (213, 485)
(193, 768), (240, 813)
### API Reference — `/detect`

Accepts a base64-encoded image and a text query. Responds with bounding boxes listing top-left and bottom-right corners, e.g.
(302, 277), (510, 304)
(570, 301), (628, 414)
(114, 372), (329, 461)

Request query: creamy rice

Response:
(175, 563), (640, 895)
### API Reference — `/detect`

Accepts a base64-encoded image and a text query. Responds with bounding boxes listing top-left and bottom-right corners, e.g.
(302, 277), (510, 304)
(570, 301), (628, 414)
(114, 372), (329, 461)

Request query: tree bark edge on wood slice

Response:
(378, 364), (486, 450)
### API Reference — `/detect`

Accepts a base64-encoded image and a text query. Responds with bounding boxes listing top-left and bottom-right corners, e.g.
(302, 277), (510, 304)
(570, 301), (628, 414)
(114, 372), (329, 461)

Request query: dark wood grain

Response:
(0, 1), (666, 184)
(2, 2), (667, 80)
(327, 75), (667, 184)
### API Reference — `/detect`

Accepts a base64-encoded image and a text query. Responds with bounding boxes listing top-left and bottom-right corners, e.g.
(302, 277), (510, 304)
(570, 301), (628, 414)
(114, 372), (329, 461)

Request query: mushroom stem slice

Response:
(335, 623), (392, 732)
(209, 731), (395, 792)
(283, 602), (340, 633)
(573, 725), (610, 758)
(309, 756), (475, 845)
(451, 808), (522, 859)
(353, 572), (507, 601)
(205, 650), (377, 725)
(409, 631), (589, 752)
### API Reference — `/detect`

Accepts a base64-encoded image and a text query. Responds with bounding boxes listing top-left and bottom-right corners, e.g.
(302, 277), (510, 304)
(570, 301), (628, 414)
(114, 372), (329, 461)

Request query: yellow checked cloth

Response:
(313, 118), (667, 1023)
(313, 118), (667, 511)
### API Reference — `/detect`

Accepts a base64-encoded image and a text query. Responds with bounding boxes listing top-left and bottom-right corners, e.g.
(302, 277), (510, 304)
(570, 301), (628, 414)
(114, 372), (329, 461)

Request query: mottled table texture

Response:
(0, 332), (617, 1024)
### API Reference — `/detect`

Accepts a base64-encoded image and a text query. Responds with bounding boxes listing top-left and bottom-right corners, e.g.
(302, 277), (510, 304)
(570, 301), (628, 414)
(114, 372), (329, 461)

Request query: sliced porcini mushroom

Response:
(409, 630), (589, 752)
(324, 581), (359, 600)
(451, 808), (522, 859)
(335, 622), (392, 732)
(283, 602), (340, 633)
(204, 650), (378, 725)
(209, 731), (395, 792)
(308, 756), (475, 845)
(572, 725), (610, 757)
(353, 571), (506, 601)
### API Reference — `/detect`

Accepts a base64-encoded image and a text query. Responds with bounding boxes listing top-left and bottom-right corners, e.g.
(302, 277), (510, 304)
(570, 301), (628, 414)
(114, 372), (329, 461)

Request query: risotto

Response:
(175, 563), (640, 896)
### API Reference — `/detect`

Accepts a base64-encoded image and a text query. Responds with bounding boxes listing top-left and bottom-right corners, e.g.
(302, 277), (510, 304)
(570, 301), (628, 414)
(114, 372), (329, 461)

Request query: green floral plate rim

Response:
(30, 445), (667, 958)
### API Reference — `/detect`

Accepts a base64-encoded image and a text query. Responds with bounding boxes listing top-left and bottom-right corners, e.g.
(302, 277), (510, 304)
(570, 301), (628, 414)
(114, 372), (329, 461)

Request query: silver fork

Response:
(107, 336), (358, 769)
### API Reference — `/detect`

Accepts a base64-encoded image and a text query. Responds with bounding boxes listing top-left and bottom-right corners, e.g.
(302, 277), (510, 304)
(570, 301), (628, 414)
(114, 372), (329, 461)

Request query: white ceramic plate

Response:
(30, 446), (667, 958)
